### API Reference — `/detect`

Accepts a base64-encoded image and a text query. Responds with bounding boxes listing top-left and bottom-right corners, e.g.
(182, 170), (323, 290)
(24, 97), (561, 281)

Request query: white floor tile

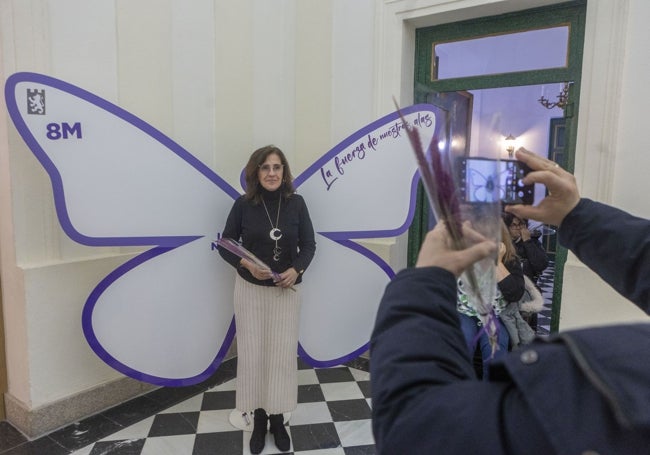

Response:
(209, 377), (237, 392)
(140, 434), (196, 455)
(349, 367), (370, 382)
(161, 394), (203, 413)
(334, 419), (375, 447)
(197, 409), (239, 434)
(319, 382), (364, 401)
(297, 368), (319, 385)
(289, 401), (332, 426)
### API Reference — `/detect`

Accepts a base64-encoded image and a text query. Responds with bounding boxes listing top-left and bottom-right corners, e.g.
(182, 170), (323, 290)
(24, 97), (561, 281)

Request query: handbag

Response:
(517, 275), (545, 313)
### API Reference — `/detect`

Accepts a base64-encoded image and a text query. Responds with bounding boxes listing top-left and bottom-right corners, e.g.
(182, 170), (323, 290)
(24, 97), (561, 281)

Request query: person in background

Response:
(502, 211), (549, 331)
(218, 145), (316, 454)
(370, 148), (650, 454)
(457, 221), (524, 379)
(502, 212), (549, 283)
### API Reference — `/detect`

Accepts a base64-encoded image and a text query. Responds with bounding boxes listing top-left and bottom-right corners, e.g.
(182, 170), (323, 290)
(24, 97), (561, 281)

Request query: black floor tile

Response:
(357, 380), (371, 399)
(314, 367), (355, 384)
(192, 431), (243, 455)
(147, 412), (199, 437)
(290, 422), (340, 452)
(0, 421), (28, 451)
(200, 390), (236, 411)
(344, 357), (370, 371)
(297, 357), (312, 370)
(345, 445), (376, 455)
(196, 358), (238, 390)
(327, 399), (372, 422)
(1, 436), (71, 455)
(89, 439), (145, 455)
(297, 384), (325, 403)
(144, 385), (203, 410)
(100, 395), (162, 428)
(47, 415), (123, 451)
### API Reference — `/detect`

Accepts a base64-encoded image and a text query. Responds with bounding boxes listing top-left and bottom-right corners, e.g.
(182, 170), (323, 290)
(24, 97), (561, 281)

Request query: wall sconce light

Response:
(504, 134), (516, 157)
(539, 82), (571, 110)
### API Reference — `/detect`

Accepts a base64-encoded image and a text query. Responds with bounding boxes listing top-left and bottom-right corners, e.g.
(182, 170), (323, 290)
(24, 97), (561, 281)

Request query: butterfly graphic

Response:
(5, 72), (439, 386)
(467, 163), (510, 203)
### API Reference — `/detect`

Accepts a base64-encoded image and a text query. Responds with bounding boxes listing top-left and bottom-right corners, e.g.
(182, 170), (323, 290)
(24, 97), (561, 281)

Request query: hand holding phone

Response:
(457, 157), (534, 205)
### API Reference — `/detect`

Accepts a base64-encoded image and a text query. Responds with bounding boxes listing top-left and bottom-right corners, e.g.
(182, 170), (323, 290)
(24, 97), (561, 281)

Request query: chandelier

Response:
(539, 82), (571, 110)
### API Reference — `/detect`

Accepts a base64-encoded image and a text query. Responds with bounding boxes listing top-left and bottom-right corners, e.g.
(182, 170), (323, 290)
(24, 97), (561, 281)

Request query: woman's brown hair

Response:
(500, 220), (518, 264)
(243, 145), (295, 204)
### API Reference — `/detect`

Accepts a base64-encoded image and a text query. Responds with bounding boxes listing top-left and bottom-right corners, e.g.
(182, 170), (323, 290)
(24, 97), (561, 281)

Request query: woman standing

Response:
(218, 145), (316, 454)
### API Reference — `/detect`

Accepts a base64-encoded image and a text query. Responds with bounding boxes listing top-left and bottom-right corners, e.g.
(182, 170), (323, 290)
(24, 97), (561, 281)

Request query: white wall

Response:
(0, 0), (648, 431)
(0, 0), (382, 417)
(562, 0), (648, 329)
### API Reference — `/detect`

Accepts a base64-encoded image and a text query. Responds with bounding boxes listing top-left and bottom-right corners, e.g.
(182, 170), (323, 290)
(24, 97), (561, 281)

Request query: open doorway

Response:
(409, 1), (587, 334)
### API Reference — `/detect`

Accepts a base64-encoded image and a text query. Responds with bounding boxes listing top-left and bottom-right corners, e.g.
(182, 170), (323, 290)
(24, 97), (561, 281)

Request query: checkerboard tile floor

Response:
(535, 260), (555, 335)
(0, 358), (374, 455)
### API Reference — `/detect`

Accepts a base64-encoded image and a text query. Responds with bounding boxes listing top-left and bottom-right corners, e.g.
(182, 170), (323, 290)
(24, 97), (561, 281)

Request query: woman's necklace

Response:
(261, 196), (282, 261)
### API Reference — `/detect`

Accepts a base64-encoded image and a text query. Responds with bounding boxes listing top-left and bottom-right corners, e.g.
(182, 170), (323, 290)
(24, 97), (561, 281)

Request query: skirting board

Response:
(4, 376), (157, 439)
(4, 340), (239, 439)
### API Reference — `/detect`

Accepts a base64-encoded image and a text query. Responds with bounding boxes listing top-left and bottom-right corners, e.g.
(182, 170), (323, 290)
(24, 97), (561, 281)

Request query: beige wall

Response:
(0, 0), (647, 436)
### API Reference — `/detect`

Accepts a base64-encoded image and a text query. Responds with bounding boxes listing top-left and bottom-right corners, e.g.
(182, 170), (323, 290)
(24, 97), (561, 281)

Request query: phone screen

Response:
(457, 157), (534, 205)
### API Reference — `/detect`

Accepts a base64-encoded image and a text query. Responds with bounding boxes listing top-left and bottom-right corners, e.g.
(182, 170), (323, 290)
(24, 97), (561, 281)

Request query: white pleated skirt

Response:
(233, 275), (301, 414)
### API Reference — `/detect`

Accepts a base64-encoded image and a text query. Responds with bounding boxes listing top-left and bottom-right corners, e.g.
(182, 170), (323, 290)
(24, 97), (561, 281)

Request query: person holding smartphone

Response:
(370, 148), (650, 454)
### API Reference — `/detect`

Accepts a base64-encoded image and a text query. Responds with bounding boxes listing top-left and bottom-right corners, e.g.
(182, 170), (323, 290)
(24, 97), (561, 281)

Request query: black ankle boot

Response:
(250, 408), (267, 454)
(269, 413), (291, 452)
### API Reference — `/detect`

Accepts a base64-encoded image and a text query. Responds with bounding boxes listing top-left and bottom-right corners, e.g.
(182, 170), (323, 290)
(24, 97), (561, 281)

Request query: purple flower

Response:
(396, 104), (500, 356)
(216, 237), (296, 291)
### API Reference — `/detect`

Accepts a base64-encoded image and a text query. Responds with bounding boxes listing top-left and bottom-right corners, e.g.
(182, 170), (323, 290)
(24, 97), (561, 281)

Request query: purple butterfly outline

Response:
(5, 72), (441, 386)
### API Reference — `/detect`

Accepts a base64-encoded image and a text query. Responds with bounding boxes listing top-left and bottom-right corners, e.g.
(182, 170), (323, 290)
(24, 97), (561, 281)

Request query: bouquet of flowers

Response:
(397, 104), (501, 355)
(216, 237), (296, 291)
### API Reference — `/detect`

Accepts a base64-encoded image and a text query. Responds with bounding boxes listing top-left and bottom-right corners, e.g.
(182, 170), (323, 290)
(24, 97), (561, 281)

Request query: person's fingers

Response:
(515, 147), (561, 172)
(454, 240), (497, 271)
(510, 148), (580, 226)
(520, 169), (565, 188)
(505, 203), (539, 222)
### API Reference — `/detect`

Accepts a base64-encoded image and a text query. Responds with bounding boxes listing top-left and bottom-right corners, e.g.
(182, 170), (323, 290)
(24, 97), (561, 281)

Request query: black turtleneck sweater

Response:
(218, 189), (316, 286)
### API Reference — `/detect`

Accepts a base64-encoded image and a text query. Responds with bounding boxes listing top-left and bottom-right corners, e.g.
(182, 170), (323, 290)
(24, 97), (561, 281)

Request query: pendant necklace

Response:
(262, 196), (282, 261)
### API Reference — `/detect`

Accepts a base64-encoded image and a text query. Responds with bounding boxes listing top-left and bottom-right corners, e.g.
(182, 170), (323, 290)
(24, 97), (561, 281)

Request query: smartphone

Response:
(457, 157), (534, 205)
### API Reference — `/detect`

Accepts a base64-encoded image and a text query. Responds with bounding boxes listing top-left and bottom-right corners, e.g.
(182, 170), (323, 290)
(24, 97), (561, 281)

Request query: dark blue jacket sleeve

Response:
(558, 199), (650, 310)
(370, 267), (551, 455)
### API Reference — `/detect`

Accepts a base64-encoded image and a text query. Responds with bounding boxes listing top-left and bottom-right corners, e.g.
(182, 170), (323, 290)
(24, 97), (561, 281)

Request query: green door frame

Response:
(409, 0), (587, 333)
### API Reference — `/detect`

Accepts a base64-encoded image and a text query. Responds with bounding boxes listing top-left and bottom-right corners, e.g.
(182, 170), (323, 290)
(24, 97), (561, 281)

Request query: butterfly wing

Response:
(5, 72), (239, 385)
(83, 240), (235, 385)
(294, 106), (438, 365)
